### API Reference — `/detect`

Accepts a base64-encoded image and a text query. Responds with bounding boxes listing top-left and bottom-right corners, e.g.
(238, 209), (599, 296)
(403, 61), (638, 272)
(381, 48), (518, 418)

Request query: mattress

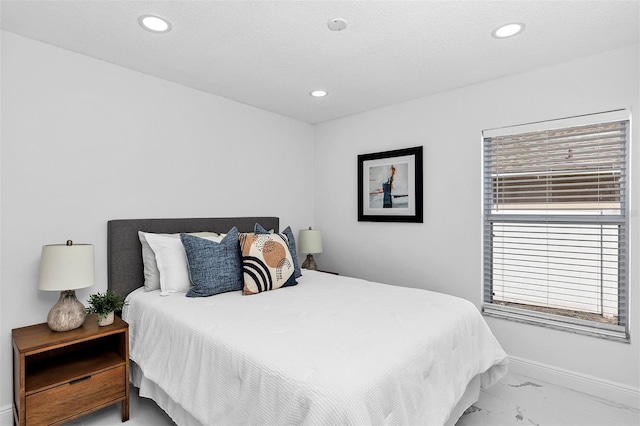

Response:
(123, 270), (508, 425)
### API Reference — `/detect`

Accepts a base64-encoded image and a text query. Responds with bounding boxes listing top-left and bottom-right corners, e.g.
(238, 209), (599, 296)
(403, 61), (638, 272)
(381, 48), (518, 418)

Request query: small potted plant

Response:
(85, 290), (127, 326)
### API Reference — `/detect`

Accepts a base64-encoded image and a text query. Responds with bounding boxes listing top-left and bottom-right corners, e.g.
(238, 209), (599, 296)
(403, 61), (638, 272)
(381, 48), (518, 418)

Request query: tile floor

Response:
(69, 372), (639, 425)
(457, 372), (639, 426)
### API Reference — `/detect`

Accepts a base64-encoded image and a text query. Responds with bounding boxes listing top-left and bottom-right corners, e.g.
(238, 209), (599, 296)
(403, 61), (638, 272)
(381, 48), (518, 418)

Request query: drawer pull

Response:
(69, 375), (91, 385)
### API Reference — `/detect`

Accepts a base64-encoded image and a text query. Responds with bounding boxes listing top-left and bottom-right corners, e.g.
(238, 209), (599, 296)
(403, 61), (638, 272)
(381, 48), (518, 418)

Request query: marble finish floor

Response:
(457, 372), (639, 426)
(66, 372), (639, 425)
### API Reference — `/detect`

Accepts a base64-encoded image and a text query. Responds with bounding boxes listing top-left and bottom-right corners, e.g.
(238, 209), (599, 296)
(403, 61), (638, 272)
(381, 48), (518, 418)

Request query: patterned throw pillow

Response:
(240, 232), (297, 295)
(254, 223), (302, 278)
(180, 227), (243, 297)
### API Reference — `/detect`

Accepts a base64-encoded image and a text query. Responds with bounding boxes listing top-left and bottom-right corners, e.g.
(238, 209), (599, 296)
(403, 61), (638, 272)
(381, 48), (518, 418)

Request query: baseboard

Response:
(0, 405), (12, 425)
(508, 354), (640, 409)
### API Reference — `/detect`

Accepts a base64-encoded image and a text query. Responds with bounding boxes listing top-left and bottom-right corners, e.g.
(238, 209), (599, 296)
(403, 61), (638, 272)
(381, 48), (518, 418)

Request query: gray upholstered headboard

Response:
(107, 217), (279, 297)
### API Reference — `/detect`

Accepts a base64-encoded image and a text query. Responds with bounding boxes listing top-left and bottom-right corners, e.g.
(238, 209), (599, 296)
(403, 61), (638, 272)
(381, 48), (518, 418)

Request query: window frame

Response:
(481, 110), (631, 342)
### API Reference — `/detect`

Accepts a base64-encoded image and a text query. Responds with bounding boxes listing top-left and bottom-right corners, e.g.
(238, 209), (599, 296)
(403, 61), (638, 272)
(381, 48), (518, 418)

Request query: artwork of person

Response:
(382, 165), (396, 208)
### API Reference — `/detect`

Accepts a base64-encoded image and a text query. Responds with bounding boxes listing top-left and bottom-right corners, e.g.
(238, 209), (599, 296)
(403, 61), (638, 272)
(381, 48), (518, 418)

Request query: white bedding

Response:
(123, 270), (508, 425)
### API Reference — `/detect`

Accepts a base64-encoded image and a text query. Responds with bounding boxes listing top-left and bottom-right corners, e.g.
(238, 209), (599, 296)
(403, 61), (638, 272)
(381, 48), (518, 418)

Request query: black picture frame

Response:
(358, 146), (423, 223)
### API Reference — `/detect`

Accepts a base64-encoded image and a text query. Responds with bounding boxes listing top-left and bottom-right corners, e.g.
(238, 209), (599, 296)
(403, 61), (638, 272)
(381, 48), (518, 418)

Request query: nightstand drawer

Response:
(25, 365), (125, 425)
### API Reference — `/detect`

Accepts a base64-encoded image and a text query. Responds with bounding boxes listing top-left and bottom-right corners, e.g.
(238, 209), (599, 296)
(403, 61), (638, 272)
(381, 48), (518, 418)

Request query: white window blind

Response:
(482, 111), (629, 341)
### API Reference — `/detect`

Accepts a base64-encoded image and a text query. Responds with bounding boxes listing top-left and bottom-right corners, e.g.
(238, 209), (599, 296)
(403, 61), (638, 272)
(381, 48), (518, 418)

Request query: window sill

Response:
(483, 304), (629, 343)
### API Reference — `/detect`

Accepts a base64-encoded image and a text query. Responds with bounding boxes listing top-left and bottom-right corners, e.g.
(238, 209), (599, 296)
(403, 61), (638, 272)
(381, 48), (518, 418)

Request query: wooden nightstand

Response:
(12, 314), (129, 426)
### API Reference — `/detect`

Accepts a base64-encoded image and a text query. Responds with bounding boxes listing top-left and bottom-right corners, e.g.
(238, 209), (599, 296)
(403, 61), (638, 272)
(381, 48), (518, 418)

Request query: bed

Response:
(108, 217), (508, 425)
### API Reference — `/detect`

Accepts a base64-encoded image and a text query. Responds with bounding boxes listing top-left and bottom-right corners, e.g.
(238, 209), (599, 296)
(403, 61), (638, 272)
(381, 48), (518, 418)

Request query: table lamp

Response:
(38, 240), (94, 331)
(298, 227), (323, 270)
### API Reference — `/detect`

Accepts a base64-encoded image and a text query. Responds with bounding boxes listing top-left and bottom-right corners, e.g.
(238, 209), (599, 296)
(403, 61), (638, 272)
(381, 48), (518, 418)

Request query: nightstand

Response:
(12, 314), (129, 426)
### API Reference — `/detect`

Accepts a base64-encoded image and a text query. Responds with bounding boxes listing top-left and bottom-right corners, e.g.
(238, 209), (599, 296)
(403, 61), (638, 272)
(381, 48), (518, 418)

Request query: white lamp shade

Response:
(298, 229), (323, 254)
(38, 243), (95, 291)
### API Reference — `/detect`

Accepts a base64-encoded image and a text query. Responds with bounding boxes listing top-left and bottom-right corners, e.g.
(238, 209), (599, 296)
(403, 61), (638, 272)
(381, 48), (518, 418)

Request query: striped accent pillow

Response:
(240, 233), (297, 295)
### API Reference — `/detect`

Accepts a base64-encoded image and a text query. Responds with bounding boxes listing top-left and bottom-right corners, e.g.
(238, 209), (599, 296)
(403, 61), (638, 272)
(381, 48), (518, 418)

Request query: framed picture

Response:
(358, 146), (423, 223)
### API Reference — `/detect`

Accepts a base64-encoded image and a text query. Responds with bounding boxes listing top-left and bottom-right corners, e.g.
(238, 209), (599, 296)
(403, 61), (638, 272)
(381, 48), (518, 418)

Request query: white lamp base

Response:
(47, 290), (86, 332)
(301, 254), (318, 271)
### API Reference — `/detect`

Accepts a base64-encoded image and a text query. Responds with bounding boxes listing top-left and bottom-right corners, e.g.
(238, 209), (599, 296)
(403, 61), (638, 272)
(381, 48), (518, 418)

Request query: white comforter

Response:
(123, 270), (508, 425)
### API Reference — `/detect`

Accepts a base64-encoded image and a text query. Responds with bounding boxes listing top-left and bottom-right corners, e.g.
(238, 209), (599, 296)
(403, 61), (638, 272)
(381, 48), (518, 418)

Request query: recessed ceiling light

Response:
(310, 90), (328, 98)
(328, 18), (348, 32)
(492, 23), (525, 39)
(139, 15), (171, 33)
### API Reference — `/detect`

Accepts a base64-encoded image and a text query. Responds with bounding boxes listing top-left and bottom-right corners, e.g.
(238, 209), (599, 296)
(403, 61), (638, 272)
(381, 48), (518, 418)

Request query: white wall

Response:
(314, 44), (640, 389)
(2, 28), (638, 415)
(0, 31), (315, 410)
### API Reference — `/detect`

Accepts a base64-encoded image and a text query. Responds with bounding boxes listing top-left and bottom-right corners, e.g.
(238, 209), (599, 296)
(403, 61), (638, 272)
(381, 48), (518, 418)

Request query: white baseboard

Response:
(508, 354), (640, 410)
(0, 405), (12, 426)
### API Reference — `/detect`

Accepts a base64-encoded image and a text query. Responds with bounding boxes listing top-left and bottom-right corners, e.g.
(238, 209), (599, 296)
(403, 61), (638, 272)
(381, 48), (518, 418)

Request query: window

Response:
(482, 110), (630, 341)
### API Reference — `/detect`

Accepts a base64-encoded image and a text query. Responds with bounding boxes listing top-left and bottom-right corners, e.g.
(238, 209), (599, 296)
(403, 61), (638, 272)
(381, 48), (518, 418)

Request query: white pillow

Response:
(138, 231), (164, 291)
(138, 231), (223, 294)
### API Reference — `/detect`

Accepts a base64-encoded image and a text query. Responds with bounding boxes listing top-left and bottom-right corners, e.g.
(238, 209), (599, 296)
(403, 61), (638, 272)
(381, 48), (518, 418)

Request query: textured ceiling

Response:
(1, 0), (638, 124)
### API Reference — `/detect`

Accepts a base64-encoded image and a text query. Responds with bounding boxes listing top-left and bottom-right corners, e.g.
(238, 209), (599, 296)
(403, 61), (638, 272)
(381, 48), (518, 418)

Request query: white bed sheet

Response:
(123, 270), (508, 425)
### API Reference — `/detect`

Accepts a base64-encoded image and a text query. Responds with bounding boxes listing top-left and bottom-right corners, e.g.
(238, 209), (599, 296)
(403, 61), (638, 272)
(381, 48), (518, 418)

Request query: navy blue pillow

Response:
(254, 223), (302, 278)
(180, 227), (243, 297)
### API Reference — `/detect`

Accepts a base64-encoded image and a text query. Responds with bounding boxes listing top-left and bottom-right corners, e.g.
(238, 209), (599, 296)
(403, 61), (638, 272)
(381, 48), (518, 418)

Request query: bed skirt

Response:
(130, 361), (481, 426)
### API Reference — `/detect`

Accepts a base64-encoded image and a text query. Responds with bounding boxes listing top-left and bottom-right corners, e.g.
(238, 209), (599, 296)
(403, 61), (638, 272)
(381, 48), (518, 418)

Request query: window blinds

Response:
(482, 114), (629, 341)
